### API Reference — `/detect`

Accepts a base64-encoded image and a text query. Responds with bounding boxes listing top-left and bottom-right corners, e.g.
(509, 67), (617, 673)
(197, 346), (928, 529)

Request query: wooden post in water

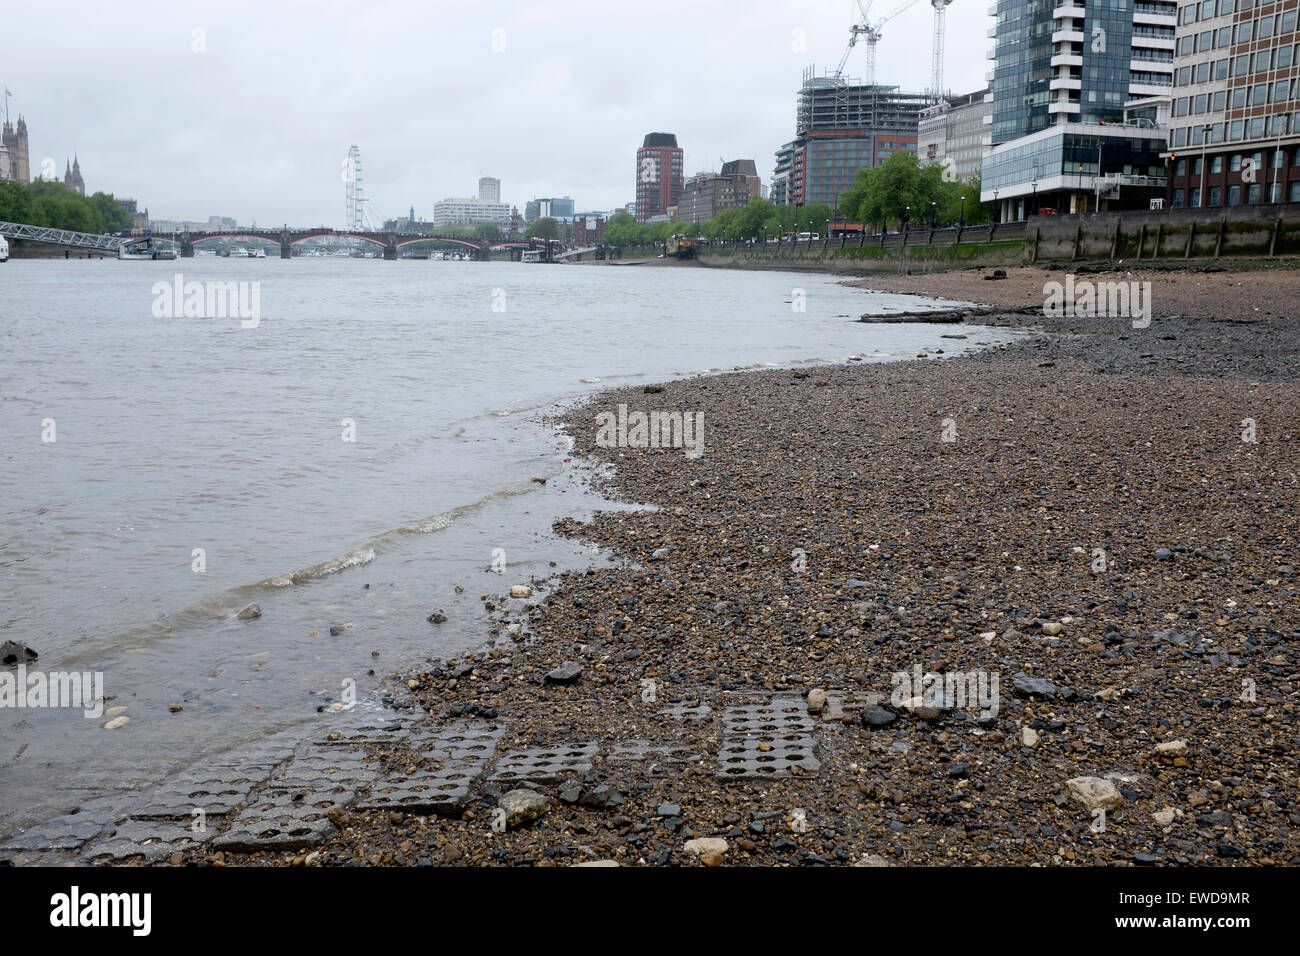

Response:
(1214, 217), (1225, 257)
(1110, 219), (1121, 260)
(1153, 223), (1163, 259)
(1185, 221), (1196, 259)
(1137, 223), (1146, 260)
(1071, 224), (1082, 260)
(1270, 216), (1282, 256)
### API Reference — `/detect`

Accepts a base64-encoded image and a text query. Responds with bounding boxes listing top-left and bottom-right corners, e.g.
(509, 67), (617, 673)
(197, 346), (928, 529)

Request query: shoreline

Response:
(4, 263), (1296, 867)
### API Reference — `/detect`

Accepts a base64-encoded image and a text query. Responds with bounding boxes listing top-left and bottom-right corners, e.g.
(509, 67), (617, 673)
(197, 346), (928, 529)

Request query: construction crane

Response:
(834, 0), (922, 85)
(930, 0), (953, 98)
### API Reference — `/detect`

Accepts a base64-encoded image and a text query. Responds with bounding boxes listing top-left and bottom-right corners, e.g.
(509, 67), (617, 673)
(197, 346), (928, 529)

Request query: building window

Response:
(1173, 188), (1185, 207)
(1290, 181), (1300, 202)
(1229, 184), (1242, 204)
(1193, 157), (1203, 176)
(1175, 159), (1187, 177)
(1230, 153), (1242, 171)
(1248, 183), (1262, 203)
(1190, 187), (1201, 206)
(1273, 148), (1286, 168)
(1212, 155), (1223, 174)
(1208, 186), (1222, 206)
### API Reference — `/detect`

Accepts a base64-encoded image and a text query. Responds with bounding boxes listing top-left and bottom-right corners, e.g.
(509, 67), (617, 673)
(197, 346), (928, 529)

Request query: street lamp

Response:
(1200, 123), (1212, 207)
(930, 201), (937, 227)
(1031, 178), (1038, 218)
(960, 194), (966, 226)
(991, 189), (998, 223)
(905, 205), (910, 232)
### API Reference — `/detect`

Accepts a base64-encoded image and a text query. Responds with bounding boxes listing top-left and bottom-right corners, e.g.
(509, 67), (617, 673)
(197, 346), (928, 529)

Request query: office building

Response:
(635, 132), (684, 222)
(676, 159), (762, 222)
(1165, 0), (1300, 207)
(981, 0), (1175, 218)
(919, 89), (990, 182)
(478, 177), (501, 202)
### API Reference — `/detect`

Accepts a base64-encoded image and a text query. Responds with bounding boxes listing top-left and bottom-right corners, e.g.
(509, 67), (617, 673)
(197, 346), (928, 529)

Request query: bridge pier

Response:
(180, 234), (194, 258)
(281, 231), (292, 259)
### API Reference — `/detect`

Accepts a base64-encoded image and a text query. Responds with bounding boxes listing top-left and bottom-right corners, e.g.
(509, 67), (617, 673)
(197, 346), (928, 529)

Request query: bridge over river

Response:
(0, 221), (553, 260)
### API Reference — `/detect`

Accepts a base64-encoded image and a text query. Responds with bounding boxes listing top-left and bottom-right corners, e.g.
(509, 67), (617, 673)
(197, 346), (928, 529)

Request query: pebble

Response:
(1040, 622), (1063, 636)
(102, 716), (130, 730)
(683, 837), (728, 856)
(806, 688), (827, 713)
(1062, 776), (1124, 812)
(545, 661), (583, 684)
(650, 548), (671, 561)
(862, 706), (897, 728)
(510, 585), (532, 598)
(1155, 548), (1174, 561)
(1152, 809), (1176, 826)
(236, 603), (261, 620)
(1020, 726), (1041, 749)
(498, 789), (550, 829)
(1012, 677), (1058, 699)
(1155, 739), (1188, 756)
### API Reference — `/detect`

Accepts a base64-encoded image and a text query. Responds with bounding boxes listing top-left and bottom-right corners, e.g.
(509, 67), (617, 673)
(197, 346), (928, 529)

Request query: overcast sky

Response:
(7, 0), (992, 226)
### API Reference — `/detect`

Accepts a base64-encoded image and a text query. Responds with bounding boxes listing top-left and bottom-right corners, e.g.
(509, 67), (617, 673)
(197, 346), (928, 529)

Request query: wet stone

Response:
(659, 702), (713, 722)
(489, 741), (600, 785)
(80, 819), (204, 864)
(718, 697), (821, 780)
(355, 721), (503, 816)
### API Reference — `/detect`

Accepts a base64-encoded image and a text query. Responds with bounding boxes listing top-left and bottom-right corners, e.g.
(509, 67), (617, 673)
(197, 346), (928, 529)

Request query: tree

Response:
(90, 192), (132, 233)
(474, 222), (502, 240)
(0, 180), (36, 225)
(603, 210), (640, 247)
(526, 217), (560, 241)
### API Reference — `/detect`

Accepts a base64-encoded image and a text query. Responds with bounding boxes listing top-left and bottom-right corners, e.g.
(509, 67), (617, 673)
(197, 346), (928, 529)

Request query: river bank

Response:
(4, 264), (1295, 867)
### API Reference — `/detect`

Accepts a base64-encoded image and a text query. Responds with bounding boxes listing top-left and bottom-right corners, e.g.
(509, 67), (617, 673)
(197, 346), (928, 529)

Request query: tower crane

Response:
(833, 0), (922, 86)
(930, 0), (953, 98)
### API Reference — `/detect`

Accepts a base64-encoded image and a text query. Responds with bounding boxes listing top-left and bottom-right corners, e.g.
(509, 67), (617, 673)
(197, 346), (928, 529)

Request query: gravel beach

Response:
(45, 264), (1296, 869)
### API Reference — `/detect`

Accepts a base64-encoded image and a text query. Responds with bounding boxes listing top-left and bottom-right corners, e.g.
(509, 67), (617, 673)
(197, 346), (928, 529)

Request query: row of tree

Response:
(0, 180), (134, 234)
(599, 153), (991, 247)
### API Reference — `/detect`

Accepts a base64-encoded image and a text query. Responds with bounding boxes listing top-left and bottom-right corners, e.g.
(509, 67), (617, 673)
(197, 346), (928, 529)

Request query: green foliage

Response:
(0, 180), (142, 234)
(474, 222), (502, 240)
(526, 217), (560, 240)
(838, 153), (992, 230)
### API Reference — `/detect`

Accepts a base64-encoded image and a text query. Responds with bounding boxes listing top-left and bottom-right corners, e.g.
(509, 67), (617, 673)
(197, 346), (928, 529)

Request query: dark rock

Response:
(236, 603), (261, 620)
(546, 661), (583, 685)
(427, 611), (447, 625)
(558, 780), (583, 804)
(657, 804), (681, 817)
(862, 706), (898, 728)
(1155, 549), (1175, 561)
(579, 785), (625, 809)
(1, 641), (37, 666)
(1012, 677), (1058, 699)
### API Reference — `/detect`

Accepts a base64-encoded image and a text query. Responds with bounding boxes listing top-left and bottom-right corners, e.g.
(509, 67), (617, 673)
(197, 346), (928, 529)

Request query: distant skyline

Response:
(5, 0), (993, 226)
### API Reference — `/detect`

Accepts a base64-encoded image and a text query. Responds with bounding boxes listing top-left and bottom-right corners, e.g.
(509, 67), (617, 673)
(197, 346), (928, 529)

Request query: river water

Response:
(0, 256), (1017, 834)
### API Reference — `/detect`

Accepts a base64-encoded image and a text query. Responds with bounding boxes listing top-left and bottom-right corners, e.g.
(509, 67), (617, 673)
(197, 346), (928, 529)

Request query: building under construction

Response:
(779, 68), (939, 209)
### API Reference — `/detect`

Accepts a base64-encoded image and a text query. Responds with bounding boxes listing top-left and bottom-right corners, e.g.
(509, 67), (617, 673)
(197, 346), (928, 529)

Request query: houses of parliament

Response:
(2, 115), (86, 195)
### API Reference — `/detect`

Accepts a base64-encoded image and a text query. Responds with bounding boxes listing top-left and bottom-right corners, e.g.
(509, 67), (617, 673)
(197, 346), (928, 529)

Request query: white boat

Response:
(521, 249), (543, 263)
(0, 235), (8, 262)
(119, 238), (178, 260)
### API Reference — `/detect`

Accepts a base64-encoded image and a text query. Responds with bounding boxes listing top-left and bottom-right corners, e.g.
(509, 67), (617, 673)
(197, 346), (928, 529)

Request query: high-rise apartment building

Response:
(478, 177), (501, 202)
(1165, 0), (1300, 207)
(919, 89), (991, 182)
(676, 160), (762, 222)
(783, 71), (936, 209)
(634, 133), (684, 223)
(981, 0), (1175, 218)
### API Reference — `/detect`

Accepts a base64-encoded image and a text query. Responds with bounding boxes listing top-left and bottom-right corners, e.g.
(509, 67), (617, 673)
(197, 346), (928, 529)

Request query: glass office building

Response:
(983, 0), (1175, 216)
